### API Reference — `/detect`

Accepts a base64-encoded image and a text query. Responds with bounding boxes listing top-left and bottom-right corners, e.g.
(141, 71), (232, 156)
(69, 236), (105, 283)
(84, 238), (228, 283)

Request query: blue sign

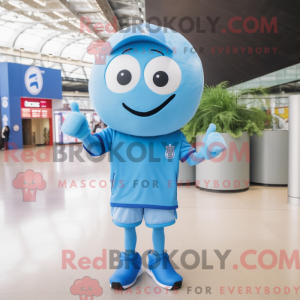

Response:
(1, 96), (9, 109)
(0, 62), (62, 149)
(21, 64), (62, 99)
(24, 66), (44, 95)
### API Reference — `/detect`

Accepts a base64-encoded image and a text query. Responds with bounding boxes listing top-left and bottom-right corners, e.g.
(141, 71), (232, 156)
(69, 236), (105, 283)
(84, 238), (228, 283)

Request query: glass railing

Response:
(228, 63), (300, 131)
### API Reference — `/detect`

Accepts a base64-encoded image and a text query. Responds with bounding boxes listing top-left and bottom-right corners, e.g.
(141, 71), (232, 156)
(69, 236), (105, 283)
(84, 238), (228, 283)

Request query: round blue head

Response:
(89, 23), (204, 137)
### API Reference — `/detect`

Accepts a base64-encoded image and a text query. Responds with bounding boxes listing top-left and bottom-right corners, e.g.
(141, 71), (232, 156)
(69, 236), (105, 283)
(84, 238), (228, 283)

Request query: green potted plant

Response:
(182, 81), (268, 192)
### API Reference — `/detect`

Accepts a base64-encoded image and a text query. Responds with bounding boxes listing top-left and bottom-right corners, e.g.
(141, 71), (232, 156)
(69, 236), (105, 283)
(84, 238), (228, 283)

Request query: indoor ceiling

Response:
(269, 80), (300, 94)
(62, 79), (88, 92)
(0, 0), (144, 64)
(108, 0), (145, 27)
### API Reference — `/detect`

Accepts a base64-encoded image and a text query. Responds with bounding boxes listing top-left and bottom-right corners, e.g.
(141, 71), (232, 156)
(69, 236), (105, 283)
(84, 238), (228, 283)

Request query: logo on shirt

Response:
(165, 144), (175, 159)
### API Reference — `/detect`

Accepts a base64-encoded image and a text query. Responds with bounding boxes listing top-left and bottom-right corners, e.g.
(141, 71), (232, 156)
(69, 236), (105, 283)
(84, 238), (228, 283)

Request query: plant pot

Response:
(196, 132), (250, 192)
(250, 130), (288, 186)
(178, 161), (195, 185)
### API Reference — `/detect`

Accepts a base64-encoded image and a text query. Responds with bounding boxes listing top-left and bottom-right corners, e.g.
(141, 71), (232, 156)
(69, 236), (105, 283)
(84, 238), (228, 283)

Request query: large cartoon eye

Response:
(23, 180), (27, 184)
(32, 180), (35, 184)
(144, 56), (181, 95)
(105, 55), (140, 93)
(117, 70), (131, 85)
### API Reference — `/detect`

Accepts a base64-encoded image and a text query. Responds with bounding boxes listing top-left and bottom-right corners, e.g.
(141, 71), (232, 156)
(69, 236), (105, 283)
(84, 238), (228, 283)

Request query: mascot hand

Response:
(61, 102), (91, 140)
(199, 123), (227, 160)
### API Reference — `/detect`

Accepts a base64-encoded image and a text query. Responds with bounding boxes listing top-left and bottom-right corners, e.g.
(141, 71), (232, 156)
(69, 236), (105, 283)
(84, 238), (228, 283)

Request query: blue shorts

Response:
(111, 207), (177, 228)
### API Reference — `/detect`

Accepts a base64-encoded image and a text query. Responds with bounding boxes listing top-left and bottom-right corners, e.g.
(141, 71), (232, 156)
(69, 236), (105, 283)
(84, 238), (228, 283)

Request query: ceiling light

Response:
(53, 11), (68, 21)
(141, 14), (144, 19)
(33, 0), (46, 6)
(20, 48), (25, 52)
(48, 53), (53, 57)
(67, 57), (71, 60)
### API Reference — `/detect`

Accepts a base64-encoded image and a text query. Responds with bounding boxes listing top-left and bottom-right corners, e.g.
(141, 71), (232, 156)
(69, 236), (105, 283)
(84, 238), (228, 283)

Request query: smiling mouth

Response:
(122, 94), (176, 117)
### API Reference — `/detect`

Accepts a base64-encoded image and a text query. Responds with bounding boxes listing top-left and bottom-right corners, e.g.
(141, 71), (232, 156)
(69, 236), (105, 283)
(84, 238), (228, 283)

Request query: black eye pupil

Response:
(117, 69), (131, 85)
(153, 71), (168, 87)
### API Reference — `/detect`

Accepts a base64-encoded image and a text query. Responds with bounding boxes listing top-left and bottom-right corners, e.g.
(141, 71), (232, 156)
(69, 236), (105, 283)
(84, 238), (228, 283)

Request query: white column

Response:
(52, 99), (63, 145)
(288, 95), (300, 205)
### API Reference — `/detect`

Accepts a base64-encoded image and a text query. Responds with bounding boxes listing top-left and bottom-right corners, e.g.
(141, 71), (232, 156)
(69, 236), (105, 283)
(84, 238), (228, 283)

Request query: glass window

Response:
(0, 26), (15, 44)
(42, 38), (65, 56)
(15, 33), (42, 50)
(82, 52), (94, 63)
(84, 67), (92, 77)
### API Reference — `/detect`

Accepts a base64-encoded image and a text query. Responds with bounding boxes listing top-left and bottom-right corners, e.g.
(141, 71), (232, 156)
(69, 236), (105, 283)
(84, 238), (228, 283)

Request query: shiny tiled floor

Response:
(1, 146), (300, 300)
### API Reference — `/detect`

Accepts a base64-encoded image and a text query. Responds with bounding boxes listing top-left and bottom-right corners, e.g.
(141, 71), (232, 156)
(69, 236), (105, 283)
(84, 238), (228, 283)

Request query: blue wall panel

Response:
(0, 62), (62, 149)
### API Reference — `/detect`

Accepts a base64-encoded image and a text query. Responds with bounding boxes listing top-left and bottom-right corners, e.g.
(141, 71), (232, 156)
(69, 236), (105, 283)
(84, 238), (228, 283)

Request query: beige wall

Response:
(31, 119), (49, 145)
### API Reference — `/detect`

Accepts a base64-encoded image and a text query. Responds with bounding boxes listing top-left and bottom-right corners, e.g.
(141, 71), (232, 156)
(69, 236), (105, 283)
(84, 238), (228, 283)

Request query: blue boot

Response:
(110, 252), (143, 290)
(146, 251), (182, 290)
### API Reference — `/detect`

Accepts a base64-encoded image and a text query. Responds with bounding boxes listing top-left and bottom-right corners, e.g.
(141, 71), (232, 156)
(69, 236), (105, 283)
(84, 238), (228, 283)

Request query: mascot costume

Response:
(62, 23), (226, 290)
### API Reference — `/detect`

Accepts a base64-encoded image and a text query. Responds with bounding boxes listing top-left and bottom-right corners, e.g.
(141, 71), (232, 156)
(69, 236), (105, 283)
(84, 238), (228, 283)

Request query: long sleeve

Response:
(82, 127), (113, 157)
(179, 133), (206, 166)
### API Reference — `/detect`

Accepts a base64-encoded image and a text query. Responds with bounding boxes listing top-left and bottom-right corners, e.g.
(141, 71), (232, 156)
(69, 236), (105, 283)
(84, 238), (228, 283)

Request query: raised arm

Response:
(181, 124), (227, 166)
(61, 102), (108, 156)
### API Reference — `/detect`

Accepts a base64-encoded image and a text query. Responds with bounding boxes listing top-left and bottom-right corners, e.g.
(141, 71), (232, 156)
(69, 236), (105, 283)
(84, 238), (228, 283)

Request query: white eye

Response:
(144, 56), (181, 95)
(105, 55), (140, 93)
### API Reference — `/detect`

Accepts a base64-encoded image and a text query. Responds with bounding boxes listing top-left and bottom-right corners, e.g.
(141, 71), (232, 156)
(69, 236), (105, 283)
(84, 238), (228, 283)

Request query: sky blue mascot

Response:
(62, 23), (226, 290)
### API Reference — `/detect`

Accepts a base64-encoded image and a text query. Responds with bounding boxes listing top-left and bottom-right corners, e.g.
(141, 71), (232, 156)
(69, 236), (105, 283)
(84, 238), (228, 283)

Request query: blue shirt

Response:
(84, 128), (195, 209)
